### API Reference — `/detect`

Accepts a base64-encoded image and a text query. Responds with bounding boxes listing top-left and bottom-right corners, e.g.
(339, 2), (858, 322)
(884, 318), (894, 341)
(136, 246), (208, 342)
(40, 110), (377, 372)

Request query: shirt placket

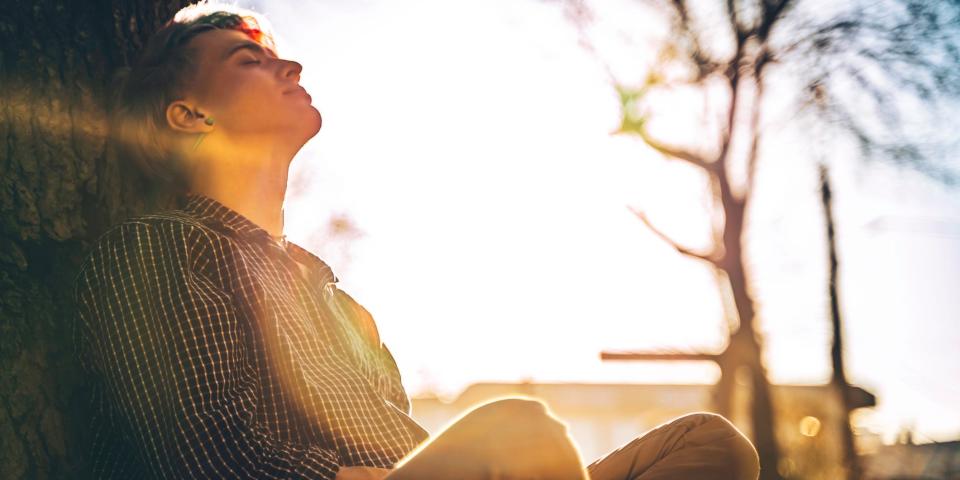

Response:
(260, 235), (313, 285)
(257, 235), (357, 350)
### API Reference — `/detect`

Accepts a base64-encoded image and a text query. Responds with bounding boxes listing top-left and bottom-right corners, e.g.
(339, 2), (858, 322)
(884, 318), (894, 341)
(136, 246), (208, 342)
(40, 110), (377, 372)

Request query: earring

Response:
(192, 117), (215, 151)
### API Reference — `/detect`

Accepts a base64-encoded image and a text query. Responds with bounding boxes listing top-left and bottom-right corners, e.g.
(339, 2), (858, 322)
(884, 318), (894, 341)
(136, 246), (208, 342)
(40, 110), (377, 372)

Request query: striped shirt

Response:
(72, 192), (430, 479)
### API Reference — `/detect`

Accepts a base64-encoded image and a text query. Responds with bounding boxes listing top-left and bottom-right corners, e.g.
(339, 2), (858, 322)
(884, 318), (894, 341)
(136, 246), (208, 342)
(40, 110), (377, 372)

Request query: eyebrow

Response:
(222, 41), (277, 61)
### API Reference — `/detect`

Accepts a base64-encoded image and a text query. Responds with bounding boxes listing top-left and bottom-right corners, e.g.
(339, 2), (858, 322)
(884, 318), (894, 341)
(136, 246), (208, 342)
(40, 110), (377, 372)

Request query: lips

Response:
(282, 85), (312, 103)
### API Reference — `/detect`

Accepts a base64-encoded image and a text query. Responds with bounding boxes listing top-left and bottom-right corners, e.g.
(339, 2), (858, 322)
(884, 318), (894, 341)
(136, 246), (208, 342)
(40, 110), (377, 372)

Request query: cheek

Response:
(213, 73), (275, 114)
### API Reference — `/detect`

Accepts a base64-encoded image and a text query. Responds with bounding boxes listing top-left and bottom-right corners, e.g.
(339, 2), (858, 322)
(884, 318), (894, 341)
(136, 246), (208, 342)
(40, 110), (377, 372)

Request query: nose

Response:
(281, 58), (303, 81)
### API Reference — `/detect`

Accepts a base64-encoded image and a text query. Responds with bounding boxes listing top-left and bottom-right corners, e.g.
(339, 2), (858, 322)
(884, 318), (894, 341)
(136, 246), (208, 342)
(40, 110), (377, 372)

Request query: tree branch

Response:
(670, 0), (724, 80)
(638, 126), (716, 173)
(758, 0), (794, 41)
(745, 64), (766, 198)
(627, 205), (720, 265)
(726, 0), (748, 47)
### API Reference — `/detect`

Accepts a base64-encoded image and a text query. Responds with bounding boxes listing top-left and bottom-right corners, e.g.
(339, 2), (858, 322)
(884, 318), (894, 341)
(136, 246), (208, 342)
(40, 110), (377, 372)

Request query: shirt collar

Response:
(177, 192), (339, 284)
(179, 191), (281, 244)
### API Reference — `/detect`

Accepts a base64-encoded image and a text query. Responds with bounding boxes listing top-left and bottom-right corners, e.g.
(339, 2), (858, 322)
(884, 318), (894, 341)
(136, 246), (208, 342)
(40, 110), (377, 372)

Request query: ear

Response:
(166, 100), (213, 134)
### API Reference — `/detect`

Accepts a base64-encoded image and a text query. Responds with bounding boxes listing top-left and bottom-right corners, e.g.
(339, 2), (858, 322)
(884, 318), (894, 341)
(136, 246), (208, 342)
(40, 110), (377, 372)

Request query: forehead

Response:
(189, 28), (277, 61)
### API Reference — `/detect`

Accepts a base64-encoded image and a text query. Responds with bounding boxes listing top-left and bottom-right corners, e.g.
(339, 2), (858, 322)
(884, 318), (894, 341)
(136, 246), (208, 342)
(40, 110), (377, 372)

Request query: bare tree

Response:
(560, 0), (960, 478)
(790, 0), (960, 186)
(0, 1), (190, 478)
(819, 163), (861, 480)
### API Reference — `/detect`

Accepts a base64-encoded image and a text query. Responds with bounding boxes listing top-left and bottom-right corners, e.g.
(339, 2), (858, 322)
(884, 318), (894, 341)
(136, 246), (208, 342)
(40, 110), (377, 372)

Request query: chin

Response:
(305, 107), (322, 136)
(289, 112), (321, 143)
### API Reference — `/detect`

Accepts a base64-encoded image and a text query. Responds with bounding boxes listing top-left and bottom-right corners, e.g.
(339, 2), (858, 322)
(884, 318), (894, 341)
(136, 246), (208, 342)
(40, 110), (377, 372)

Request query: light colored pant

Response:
(386, 397), (760, 480)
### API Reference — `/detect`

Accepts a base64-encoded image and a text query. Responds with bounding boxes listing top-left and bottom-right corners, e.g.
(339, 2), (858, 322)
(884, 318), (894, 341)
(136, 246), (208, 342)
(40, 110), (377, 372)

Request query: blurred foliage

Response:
(556, 0), (960, 479)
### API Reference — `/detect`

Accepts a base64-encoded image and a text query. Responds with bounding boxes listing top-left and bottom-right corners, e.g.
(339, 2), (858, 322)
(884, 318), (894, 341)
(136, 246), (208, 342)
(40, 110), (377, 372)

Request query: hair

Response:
(108, 1), (278, 195)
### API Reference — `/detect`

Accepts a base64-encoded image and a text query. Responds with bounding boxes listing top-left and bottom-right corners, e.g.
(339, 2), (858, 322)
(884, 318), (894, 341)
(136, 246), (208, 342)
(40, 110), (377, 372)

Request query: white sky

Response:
(243, 0), (960, 443)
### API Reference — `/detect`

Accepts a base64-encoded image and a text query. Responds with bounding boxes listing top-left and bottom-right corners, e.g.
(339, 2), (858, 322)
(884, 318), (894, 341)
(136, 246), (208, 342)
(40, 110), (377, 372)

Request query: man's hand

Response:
(335, 466), (393, 480)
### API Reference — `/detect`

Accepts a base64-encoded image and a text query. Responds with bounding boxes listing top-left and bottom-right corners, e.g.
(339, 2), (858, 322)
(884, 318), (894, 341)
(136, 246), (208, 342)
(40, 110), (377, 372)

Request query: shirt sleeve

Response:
(73, 221), (343, 479)
(322, 285), (413, 415)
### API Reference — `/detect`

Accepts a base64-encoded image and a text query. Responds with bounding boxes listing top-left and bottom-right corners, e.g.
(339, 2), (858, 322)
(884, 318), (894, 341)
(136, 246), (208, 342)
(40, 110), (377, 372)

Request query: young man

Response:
(73, 3), (761, 479)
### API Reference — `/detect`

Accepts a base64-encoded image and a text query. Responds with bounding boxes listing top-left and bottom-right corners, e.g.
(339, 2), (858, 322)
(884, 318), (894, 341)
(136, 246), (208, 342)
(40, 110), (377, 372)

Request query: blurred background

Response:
(2, 0), (957, 479)
(248, 0), (960, 478)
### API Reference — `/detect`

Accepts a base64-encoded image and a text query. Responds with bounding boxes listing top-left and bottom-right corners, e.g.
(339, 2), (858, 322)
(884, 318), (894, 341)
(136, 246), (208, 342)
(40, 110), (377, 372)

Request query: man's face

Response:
(184, 28), (321, 144)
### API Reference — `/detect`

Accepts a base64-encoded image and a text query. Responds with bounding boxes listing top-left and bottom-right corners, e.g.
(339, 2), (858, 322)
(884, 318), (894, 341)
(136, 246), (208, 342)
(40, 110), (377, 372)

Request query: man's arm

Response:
(322, 286), (413, 415)
(74, 221), (343, 479)
(336, 466), (393, 480)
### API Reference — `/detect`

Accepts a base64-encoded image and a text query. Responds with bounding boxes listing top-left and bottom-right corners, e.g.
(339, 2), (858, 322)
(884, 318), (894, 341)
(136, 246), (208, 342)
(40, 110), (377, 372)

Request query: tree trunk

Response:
(0, 1), (188, 478)
(819, 164), (862, 480)
(716, 175), (783, 480)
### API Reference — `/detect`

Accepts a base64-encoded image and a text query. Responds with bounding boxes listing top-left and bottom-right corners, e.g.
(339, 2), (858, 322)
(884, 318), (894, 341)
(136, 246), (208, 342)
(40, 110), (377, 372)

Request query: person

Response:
(72, 2), (761, 479)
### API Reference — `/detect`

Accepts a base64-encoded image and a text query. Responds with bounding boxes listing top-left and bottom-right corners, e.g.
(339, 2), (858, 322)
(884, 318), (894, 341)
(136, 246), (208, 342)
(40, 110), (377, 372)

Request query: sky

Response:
(241, 0), (960, 443)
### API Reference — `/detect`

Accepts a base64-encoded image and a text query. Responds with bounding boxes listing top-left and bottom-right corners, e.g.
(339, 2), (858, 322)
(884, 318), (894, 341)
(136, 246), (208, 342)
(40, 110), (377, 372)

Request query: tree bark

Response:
(0, 1), (188, 478)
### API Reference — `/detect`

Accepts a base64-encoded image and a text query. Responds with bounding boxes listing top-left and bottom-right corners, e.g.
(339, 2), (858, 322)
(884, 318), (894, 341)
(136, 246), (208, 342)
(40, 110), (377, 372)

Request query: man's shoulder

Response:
(74, 210), (222, 288)
(115, 209), (207, 232)
(89, 209), (218, 250)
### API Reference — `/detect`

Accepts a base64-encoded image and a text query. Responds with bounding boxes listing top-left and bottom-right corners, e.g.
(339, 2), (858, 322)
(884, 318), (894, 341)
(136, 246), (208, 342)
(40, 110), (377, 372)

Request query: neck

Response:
(187, 141), (294, 238)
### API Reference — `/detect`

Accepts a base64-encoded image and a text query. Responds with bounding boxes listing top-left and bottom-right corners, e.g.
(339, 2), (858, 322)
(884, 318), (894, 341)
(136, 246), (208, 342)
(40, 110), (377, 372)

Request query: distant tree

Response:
(558, 0), (960, 478)
(0, 2), (190, 478)
(307, 212), (366, 277)
(819, 163), (861, 480)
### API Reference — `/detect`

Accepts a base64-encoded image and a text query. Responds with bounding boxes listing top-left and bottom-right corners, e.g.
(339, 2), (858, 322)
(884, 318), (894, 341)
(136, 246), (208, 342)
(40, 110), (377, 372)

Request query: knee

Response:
(470, 397), (551, 422)
(673, 412), (742, 437)
(674, 411), (736, 429)
(471, 398), (585, 478)
(469, 397), (568, 436)
(675, 412), (760, 480)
